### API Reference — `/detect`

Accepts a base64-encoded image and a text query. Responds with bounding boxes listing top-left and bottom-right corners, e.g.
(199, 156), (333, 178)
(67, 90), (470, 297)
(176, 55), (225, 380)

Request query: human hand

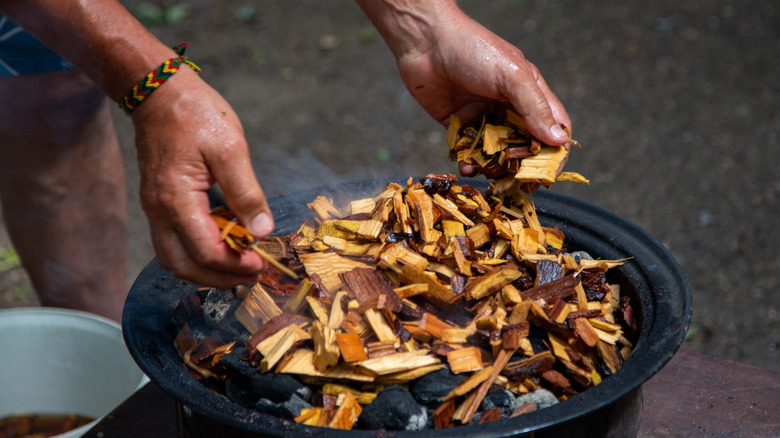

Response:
(130, 67), (273, 288)
(391, 9), (572, 176)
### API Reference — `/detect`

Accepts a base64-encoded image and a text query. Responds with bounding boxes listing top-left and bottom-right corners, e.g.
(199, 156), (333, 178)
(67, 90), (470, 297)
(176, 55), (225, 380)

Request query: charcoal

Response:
(202, 289), (237, 327)
(224, 378), (255, 409)
(220, 347), (255, 384)
(481, 387), (518, 418)
(255, 394), (312, 419)
(528, 324), (551, 354)
(248, 373), (312, 403)
(357, 386), (427, 431)
(516, 389), (559, 410)
(221, 349), (312, 404)
(410, 367), (465, 407)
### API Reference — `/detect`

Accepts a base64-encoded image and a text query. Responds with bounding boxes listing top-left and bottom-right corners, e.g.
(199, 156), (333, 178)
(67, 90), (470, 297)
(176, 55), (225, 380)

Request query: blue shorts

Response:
(0, 14), (74, 76)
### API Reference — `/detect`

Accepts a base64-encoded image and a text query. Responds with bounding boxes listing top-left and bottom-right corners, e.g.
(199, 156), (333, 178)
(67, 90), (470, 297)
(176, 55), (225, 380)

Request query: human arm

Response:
(0, 0), (272, 288)
(354, 0), (571, 173)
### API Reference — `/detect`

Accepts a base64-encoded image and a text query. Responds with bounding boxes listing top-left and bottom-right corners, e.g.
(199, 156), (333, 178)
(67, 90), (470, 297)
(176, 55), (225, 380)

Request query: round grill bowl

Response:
(123, 178), (691, 438)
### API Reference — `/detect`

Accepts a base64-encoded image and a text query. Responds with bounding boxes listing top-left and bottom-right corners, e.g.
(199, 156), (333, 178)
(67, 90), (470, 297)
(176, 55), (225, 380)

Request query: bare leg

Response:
(0, 70), (127, 322)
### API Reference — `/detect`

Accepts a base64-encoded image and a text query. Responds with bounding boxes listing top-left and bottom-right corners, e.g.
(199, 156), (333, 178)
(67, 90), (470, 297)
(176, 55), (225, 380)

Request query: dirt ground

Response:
(1, 0), (778, 372)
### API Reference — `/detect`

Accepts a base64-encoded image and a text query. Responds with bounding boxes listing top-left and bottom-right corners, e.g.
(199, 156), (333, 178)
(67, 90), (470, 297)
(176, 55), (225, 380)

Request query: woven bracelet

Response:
(119, 43), (201, 115)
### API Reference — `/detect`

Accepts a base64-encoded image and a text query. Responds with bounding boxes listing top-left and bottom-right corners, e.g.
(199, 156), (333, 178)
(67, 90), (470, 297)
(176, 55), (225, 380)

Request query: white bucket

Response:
(0, 307), (148, 438)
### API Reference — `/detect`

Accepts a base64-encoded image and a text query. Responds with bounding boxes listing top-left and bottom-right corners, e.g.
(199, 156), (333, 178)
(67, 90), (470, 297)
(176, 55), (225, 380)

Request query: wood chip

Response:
(335, 332), (368, 362)
(447, 346), (484, 374)
(234, 283), (282, 334)
(328, 392), (361, 430)
(194, 173), (634, 431)
(357, 350), (440, 376)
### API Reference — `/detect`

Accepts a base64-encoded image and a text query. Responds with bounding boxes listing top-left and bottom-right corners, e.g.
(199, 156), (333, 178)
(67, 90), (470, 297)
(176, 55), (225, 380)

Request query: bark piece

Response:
(365, 340), (398, 358)
(502, 351), (555, 380)
(340, 268), (402, 313)
(299, 252), (372, 292)
(399, 265), (458, 310)
(520, 275), (578, 303)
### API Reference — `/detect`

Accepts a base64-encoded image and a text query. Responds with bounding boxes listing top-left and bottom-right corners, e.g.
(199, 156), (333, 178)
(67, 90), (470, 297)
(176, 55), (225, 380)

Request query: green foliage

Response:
(134, 1), (189, 26)
(358, 27), (377, 44)
(0, 246), (20, 273)
(376, 147), (390, 164)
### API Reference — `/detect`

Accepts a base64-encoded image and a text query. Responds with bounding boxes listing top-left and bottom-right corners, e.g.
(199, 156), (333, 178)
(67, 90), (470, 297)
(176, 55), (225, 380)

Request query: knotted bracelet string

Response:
(119, 43), (200, 115)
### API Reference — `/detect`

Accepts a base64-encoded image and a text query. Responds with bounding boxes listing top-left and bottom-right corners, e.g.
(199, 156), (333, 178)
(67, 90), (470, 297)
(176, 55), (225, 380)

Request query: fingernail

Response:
(550, 124), (567, 140)
(250, 212), (274, 237)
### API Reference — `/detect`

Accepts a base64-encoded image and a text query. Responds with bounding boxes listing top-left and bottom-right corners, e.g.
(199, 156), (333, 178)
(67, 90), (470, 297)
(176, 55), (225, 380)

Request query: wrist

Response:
(128, 65), (200, 125)
(106, 43), (180, 103)
(355, 0), (465, 60)
(119, 44), (200, 115)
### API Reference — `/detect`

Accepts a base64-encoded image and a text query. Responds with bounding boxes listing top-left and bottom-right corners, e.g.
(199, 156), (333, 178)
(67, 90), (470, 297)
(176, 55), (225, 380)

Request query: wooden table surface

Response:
(83, 351), (780, 438)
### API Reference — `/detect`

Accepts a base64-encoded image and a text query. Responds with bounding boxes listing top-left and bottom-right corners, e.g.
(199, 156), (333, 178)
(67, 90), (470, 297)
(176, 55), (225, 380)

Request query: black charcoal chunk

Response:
(516, 389), (559, 410)
(220, 349), (311, 406)
(357, 386), (427, 431)
(220, 347), (255, 383)
(224, 377), (256, 409)
(255, 394), (312, 419)
(481, 387), (518, 418)
(528, 324), (551, 354)
(410, 367), (465, 407)
(248, 373), (312, 403)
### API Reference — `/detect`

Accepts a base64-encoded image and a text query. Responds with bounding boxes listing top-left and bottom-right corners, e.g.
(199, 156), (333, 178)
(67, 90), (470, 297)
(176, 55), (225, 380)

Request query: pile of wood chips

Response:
(173, 110), (636, 431)
(447, 107), (588, 194)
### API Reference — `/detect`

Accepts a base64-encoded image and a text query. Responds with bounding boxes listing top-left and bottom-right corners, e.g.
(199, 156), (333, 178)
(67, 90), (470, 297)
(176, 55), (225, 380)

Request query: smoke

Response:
(251, 147), (428, 210)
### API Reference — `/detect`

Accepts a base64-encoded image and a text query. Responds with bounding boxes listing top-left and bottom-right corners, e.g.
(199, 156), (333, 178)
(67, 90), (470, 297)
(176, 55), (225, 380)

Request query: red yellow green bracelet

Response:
(119, 43), (201, 115)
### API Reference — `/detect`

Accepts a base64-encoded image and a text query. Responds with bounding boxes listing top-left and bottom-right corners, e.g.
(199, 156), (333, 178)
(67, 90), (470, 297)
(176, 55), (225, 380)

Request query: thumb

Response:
(210, 153), (274, 239)
(504, 63), (571, 146)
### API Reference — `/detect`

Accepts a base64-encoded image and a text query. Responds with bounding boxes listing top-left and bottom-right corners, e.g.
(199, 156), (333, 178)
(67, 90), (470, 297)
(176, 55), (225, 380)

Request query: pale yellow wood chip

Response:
(514, 146), (569, 185)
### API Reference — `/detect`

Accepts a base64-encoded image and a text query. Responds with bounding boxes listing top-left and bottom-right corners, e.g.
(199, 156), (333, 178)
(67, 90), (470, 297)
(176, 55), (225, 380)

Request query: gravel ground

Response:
(1, 0), (777, 371)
